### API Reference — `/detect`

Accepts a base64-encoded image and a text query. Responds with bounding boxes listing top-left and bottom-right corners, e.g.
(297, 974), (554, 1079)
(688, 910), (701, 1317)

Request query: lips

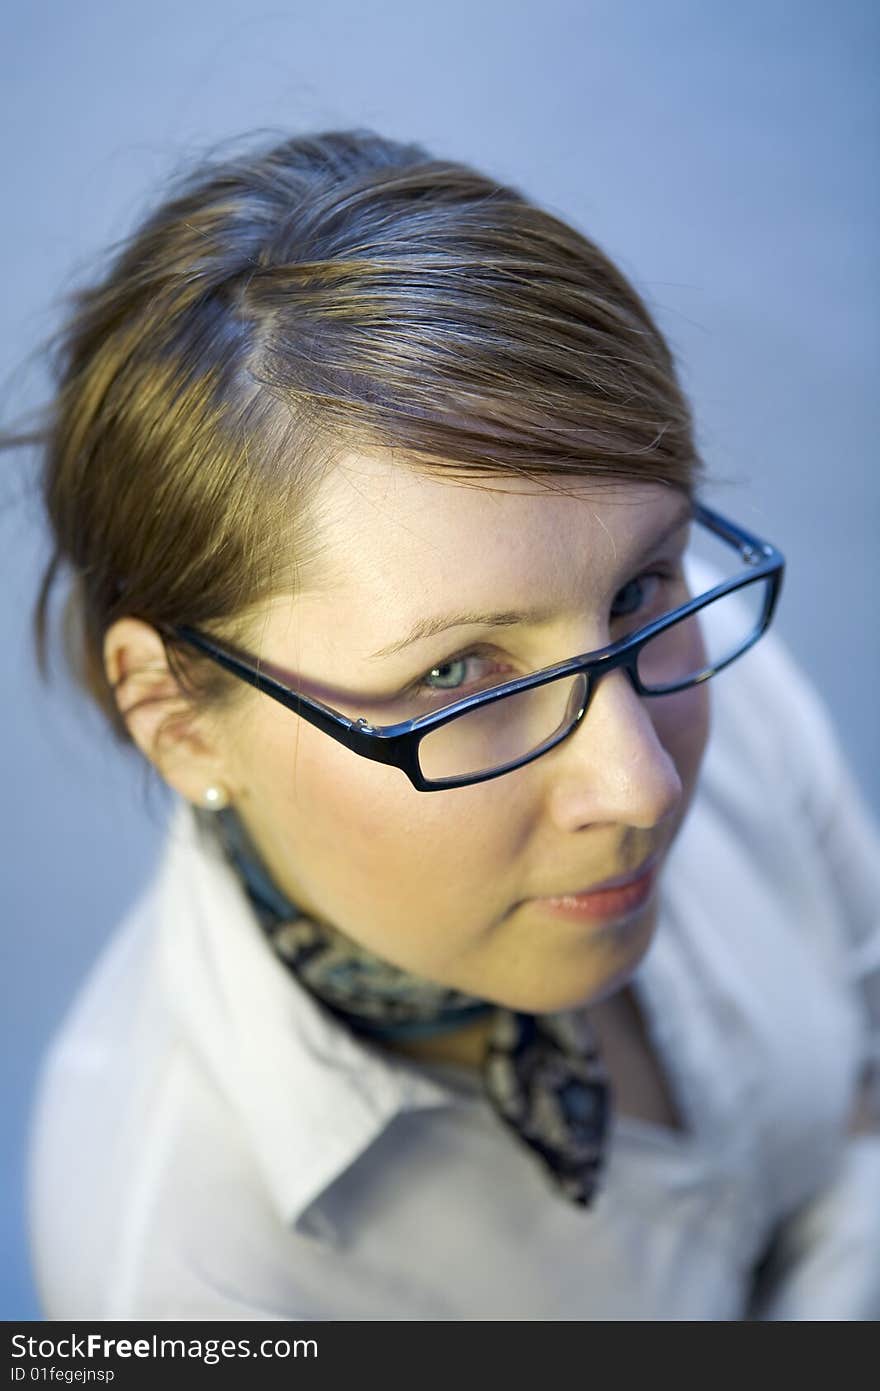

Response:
(541, 852), (661, 900)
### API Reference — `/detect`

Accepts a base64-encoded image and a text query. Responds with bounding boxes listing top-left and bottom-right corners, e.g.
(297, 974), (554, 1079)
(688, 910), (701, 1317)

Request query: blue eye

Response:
(410, 566), (683, 708)
(426, 657), (469, 691)
(612, 574), (656, 618)
(422, 652), (511, 697)
(611, 566), (682, 622)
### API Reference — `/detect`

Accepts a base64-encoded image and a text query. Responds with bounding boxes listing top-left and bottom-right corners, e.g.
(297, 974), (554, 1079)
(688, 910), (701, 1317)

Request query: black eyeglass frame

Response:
(162, 500), (785, 792)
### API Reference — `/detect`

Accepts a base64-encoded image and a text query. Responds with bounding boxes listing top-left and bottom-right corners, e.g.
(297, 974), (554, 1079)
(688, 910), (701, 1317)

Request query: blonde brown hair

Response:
(4, 126), (717, 756)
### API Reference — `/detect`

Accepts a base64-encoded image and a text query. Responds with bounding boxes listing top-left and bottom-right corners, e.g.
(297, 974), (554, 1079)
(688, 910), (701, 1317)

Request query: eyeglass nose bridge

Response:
(557, 638), (654, 749)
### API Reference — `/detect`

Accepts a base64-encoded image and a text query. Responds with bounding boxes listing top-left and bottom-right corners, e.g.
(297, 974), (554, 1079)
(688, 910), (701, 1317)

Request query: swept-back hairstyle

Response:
(3, 126), (715, 756)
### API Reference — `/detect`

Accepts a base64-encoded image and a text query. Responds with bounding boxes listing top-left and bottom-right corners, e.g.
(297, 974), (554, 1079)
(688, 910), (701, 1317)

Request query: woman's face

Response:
(216, 453), (711, 1013)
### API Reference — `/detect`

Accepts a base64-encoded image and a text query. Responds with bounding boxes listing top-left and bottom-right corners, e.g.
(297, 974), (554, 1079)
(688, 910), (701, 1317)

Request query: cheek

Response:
(322, 762), (514, 886)
(246, 708), (513, 911)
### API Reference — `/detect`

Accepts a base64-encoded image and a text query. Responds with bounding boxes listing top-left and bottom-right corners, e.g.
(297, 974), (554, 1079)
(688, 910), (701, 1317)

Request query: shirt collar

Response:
(154, 797), (464, 1241)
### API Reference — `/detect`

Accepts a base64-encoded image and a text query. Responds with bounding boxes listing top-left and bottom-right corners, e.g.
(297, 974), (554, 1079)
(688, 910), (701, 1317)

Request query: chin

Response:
(511, 902), (659, 1015)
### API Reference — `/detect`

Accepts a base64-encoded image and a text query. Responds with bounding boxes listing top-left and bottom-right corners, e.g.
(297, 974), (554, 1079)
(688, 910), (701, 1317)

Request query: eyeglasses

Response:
(162, 500), (784, 791)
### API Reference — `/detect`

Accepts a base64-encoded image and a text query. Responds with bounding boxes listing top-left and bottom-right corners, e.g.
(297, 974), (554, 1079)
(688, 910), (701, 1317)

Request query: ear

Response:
(103, 617), (234, 807)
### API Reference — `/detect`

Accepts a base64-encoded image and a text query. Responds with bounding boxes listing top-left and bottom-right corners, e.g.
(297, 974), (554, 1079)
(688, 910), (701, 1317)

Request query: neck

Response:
(380, 984), (638, 1071)
(381, 1009), (496, 1070)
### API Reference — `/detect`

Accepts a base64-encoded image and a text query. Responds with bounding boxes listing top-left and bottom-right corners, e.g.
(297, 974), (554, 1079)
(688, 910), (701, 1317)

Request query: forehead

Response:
(308, 449), (677, 595)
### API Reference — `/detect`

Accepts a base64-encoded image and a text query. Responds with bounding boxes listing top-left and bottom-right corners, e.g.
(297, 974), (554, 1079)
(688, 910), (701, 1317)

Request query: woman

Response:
(18, 128), (880, 1320)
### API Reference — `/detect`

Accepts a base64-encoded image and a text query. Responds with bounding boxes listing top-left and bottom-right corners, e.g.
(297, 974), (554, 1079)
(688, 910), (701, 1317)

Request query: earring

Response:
(202, 785), (229, 810)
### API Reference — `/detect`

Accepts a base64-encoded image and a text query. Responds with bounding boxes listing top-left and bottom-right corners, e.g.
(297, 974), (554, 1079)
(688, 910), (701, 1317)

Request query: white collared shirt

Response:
(26, 608), (880, 1320)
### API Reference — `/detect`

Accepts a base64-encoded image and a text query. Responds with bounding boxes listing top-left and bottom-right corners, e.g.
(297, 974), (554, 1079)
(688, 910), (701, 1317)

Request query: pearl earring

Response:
(202, 785), (228, 810)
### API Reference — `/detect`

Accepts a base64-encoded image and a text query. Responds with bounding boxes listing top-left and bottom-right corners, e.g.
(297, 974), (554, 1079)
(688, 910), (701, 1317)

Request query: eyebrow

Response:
(365, 496), (695, 661)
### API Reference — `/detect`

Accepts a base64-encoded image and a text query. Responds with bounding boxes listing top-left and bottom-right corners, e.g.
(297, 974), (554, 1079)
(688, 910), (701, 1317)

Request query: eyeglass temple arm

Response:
(163, 623), (406, 765)
(692, 500), (780, 565)
(161, 624), (357, 736)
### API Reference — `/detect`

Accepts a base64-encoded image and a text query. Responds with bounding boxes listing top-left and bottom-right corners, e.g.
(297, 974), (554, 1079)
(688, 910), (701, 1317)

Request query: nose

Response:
(543, 665), (683, 832)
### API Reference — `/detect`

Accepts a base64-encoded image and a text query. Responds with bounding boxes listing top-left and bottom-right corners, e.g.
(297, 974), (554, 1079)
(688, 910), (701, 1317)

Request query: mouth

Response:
(531, 856), (661, 922)
(538, 852), (663, 901)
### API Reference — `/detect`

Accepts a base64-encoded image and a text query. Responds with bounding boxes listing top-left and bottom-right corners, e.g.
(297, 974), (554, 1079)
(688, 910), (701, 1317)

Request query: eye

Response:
(612, 573), (657, 619)
(611, 566), (683, 624)
(418, 649), (514, 699)
(402, 564), (685, 711)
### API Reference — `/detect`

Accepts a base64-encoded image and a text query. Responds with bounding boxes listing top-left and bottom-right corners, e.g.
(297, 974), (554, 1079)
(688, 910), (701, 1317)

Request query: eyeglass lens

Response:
(417, 544), (772, 784)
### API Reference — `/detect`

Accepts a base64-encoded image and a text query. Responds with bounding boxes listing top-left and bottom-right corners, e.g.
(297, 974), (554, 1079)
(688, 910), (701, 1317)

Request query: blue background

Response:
(1, 0), (877, 1318)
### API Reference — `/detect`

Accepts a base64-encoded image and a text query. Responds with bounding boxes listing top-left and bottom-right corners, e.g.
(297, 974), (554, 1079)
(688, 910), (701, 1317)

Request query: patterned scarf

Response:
(200, 804), (613, 1208)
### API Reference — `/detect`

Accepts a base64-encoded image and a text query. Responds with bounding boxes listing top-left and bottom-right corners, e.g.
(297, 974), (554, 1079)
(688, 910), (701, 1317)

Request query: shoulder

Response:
(30, 1032), (317, 1318)
(26, 800), (444, 1319)
(26, 821), (272, 1317)
(681, 565), (880, 1019)
(26, 888), (317, 1319)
